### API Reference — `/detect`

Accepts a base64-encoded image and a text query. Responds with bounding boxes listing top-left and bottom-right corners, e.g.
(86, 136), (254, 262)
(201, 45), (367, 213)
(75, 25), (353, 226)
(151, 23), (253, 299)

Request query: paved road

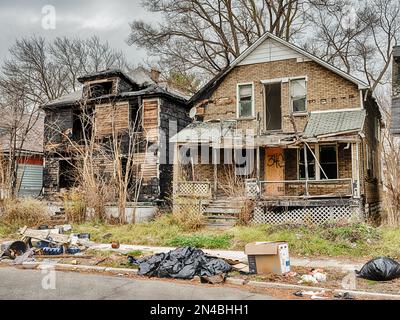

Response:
(0, 267), (277, 300)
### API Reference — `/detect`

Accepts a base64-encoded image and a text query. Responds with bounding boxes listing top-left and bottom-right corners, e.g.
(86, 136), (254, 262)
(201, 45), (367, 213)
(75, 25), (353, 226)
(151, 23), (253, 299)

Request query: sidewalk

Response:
(89, 243), (365, 272)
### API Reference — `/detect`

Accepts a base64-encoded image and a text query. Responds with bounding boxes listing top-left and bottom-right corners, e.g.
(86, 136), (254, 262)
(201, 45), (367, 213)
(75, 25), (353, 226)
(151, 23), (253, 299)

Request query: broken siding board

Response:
(143, 99), (159, 143)
(95, 102), (129, 138)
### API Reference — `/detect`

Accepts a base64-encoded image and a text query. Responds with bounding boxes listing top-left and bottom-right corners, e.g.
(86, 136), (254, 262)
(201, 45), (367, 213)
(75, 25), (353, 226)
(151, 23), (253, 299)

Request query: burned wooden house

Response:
(172, 33), (382, 225)
(42, 68), (190, 203)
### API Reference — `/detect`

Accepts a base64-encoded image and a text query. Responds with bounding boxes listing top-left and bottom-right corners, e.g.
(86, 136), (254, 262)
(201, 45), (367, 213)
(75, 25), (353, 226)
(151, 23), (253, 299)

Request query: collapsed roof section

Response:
(42, 68), (189, 109)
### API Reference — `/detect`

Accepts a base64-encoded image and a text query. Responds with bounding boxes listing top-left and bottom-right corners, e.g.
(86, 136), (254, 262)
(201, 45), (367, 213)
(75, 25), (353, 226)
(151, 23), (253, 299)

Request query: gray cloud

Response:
(0, 0), (158, 65)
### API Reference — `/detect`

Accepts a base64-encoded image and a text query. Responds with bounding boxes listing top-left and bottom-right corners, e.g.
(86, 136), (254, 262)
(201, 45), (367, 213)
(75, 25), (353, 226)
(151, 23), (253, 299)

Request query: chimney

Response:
(150, 68), (161, 84)
(391, 46), (400, 135)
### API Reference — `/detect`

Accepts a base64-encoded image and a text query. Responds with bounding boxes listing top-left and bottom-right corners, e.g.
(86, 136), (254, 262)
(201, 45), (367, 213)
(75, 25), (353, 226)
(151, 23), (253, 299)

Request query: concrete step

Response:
(205, 215), (238, 220)
(204, 208), (241, 215)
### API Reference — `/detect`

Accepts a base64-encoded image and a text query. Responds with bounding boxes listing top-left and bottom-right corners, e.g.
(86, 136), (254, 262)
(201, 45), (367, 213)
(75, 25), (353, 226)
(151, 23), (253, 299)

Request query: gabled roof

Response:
(190, 32), (369, 104)
(304, 109), (366, 138)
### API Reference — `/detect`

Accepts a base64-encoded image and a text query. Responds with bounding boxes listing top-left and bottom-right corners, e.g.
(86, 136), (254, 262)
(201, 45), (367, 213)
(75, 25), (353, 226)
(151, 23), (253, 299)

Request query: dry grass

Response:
(63, 188), (87, 223)
(172, 197), (205, 230)
(0, 198), (48, 228)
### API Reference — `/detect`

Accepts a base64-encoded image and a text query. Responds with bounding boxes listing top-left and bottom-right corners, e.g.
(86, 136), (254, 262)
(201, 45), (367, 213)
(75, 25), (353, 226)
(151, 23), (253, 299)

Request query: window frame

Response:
(237, 82), (255, 119)
(318, 144), (339, 180)
(298, 147), (316, 181)
(297, 144), (339, 181)
(290, 77), (308, 114)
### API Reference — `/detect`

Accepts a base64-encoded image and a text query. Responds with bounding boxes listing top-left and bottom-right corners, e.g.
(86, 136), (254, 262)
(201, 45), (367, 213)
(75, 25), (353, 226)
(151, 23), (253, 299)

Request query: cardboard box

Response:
(245, 242), (290, 275)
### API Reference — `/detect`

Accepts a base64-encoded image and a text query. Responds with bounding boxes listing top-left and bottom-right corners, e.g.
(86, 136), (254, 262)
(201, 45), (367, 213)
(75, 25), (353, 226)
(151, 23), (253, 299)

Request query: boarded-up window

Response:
(95, 103), (129, 138)
(143, 99), (159, 142)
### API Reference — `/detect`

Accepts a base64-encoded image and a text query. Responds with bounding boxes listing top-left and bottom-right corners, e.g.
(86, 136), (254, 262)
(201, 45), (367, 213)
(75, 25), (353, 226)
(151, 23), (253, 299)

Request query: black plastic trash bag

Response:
(128, 247), (232, 280)
(356, 257), (400, 281)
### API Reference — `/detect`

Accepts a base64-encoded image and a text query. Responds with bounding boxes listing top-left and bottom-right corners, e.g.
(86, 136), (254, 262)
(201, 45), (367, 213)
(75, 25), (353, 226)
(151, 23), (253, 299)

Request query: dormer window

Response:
(290, 78), (307, 113)
(89, 81), (114, 99)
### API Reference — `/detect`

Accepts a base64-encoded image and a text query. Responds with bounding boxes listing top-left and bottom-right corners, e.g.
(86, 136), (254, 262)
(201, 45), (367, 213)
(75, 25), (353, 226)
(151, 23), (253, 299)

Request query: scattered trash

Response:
(42, 247), (63, 256)
(298, 274), (319, 285)
(312, 272), (327, 283)
(11, 249), (35, 265)
(128, 247), (232, 281)
(293, 290), (327, 299)
(334, 292), (354, 300)
(111, 242), (120, 249)
(356, 257), (400, 281)
(284, 271), (298, 278)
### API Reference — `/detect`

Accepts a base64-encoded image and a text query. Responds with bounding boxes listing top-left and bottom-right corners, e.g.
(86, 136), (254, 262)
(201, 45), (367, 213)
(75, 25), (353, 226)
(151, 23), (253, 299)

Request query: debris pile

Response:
(128, 247), (232, 282)
(0, 225), (92, 263)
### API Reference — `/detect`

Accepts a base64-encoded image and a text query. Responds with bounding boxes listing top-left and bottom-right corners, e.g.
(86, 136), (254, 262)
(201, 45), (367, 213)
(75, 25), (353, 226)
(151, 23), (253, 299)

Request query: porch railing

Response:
(247, 179), (354, 199)
(175, 181), (212, 198)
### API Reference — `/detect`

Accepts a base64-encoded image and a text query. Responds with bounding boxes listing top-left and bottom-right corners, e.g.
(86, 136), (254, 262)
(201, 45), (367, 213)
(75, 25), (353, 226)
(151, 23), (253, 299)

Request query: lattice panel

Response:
(173, 202), (204, 217)
(176, 182), (211, 198)
(245, 180), (259, 198)
(253, 205), (362, 225)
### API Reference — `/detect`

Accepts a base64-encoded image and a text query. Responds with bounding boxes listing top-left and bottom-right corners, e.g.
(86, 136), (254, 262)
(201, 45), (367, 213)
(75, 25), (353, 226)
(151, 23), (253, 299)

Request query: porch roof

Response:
(170, 121), (235, 144)
(304, 109), (366, 138)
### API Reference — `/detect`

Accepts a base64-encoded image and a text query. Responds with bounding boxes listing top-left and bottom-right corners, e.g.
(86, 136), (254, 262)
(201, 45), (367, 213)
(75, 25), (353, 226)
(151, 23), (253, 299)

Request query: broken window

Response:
(319, 145), (338, 180)
(290, 78), (307, 113)
(299, 147), (315, 180)
(238, 84), (254, 118)
(89, 81), (114, 99)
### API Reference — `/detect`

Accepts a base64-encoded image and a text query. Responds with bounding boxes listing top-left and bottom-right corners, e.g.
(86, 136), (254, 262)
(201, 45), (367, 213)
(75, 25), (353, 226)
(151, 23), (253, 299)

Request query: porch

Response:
(174, 142), (360, 201)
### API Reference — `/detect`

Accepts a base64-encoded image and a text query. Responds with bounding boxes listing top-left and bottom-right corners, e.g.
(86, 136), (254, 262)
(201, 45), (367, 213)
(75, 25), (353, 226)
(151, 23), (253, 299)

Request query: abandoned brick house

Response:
(172, 32), (382, 225)
(41, 68), (190, 203)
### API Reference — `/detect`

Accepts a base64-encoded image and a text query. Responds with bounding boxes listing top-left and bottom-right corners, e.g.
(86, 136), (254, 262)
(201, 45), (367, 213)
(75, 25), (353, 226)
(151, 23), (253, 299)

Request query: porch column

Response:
(173, 143), (180, 196)
(213, 148), (218, 197)
(303, 144), (310, 196)
(256, 147), (261, 181)
(351, 142), (361, 198)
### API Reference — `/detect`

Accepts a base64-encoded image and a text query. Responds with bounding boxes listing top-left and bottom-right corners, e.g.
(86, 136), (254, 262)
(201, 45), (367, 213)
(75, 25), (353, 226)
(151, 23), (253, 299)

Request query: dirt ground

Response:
(28, 249), (400, 300)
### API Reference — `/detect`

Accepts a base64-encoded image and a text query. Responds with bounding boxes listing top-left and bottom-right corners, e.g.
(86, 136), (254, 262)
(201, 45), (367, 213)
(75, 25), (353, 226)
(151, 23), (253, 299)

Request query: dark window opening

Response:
(72, 109), (93, 143)
(320, 145), (338, 179)
(59, 160), (77, 189)
(89, 81), (114, 99)
(265, 83), (282, 131)
(299, 147), (316, 180)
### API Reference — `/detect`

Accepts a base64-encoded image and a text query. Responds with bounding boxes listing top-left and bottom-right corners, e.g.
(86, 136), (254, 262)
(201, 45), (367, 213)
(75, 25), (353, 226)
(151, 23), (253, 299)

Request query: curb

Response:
(2, 259), (400, 300)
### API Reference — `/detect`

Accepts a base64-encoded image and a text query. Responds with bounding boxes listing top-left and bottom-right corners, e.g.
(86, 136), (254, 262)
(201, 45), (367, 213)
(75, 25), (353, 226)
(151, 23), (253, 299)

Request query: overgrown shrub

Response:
(63, 188), (87, 223)
(0, 198), (48, 227)
(172, 197), (205, 230)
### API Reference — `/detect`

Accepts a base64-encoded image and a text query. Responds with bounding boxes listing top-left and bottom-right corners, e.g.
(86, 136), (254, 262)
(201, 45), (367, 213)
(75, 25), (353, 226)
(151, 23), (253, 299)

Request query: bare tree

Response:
(0, 87), (42, 199)
(305, 0), (400, 93)
(128, 0), (307, 77)
(0, 35), (129, 106)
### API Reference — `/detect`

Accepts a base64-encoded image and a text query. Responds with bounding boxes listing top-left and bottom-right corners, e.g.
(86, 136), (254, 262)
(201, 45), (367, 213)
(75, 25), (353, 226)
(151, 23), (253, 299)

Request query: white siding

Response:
(238, 38), (303, 66)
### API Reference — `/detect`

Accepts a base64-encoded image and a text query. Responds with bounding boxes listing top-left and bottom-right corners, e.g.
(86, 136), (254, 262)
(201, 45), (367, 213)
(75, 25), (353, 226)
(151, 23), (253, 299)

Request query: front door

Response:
(264, 148), (285, 196)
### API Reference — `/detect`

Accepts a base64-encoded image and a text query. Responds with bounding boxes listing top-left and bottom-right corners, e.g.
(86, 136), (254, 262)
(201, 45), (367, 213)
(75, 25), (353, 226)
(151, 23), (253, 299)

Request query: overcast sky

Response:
(0, 0), (157, 64)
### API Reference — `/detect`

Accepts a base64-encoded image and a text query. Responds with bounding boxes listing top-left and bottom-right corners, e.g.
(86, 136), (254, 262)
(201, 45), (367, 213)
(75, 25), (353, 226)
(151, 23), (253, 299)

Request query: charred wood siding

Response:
(159, 98), (191, 200)
(95, 102), (129, 138)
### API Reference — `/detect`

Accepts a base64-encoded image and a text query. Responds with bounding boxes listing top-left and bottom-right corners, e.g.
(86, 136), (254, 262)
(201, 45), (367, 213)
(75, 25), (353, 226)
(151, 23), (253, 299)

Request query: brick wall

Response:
(204, 59), (361, 133)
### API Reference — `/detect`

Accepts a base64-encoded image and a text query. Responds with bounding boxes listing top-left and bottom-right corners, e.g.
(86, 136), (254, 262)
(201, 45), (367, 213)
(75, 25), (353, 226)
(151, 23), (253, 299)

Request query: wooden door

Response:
(264, 148), (285, 197)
